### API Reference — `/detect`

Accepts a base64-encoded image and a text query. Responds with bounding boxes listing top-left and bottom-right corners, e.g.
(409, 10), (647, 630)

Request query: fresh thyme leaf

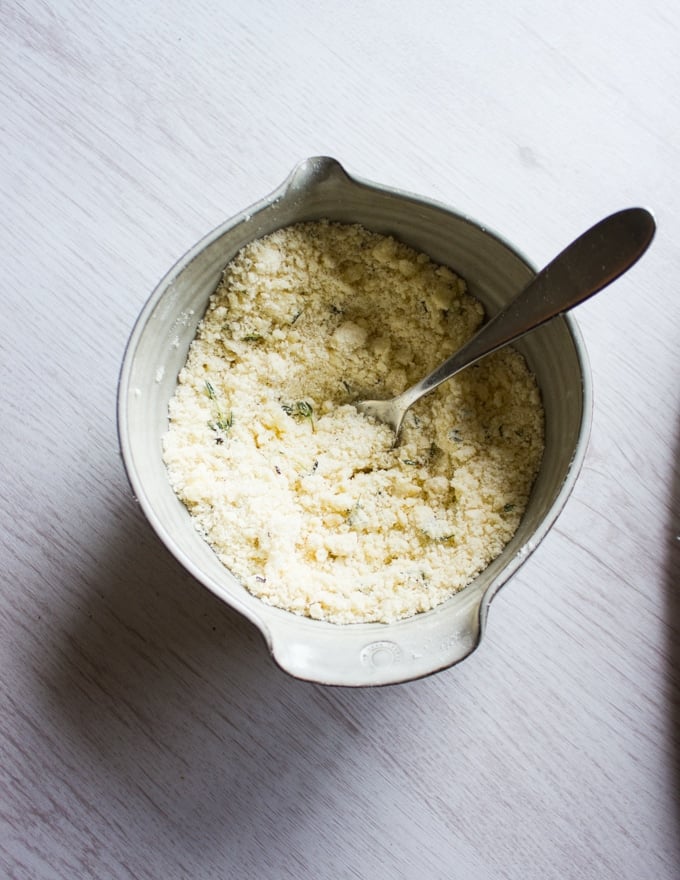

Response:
(282, 400), (315, 430)
(205, 380), (233, 436)
(242, 333), (263, 342)
(210, 413), (233, 433)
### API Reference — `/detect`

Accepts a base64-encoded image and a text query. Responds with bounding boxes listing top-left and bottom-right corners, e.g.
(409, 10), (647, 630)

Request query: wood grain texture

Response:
(1, 1), (679, 878)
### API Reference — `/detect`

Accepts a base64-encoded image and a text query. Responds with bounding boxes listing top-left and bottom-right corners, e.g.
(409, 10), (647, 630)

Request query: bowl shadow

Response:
(36, 484), (418, 872)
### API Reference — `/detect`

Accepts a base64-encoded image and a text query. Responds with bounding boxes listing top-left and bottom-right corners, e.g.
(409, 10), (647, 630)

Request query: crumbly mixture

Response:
(163, 221), (544, 624)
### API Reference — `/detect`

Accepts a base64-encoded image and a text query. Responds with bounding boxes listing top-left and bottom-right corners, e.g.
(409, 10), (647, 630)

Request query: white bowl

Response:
(117, 157), (592, 686)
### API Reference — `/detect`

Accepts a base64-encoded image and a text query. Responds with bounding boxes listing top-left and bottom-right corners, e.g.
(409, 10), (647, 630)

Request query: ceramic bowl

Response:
(117, 156), (592, 686)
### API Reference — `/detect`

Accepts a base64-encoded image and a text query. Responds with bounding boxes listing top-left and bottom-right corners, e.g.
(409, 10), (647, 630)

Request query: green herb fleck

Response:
(347, 499), (363, 526)
(242, 333), (263, 342)
(503, 503), (515, 513)
(209, 413), (234, 433)
(282, 400), (315, 431)
(205, 380), (233, 437)
(419, 528), (455, 542)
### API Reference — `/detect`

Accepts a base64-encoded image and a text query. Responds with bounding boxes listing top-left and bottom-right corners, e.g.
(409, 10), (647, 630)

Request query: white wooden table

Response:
(2, 2), (679, 878)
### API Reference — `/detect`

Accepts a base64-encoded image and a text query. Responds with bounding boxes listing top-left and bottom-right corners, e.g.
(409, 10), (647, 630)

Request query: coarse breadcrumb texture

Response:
(163, 221), (544, 624)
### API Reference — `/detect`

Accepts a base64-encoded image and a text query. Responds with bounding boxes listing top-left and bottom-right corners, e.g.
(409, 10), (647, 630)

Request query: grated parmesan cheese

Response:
(163, 221), (544, 624)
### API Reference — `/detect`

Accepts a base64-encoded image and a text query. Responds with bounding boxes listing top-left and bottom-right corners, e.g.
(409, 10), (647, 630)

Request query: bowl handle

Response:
(258, 587), (486, 687)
